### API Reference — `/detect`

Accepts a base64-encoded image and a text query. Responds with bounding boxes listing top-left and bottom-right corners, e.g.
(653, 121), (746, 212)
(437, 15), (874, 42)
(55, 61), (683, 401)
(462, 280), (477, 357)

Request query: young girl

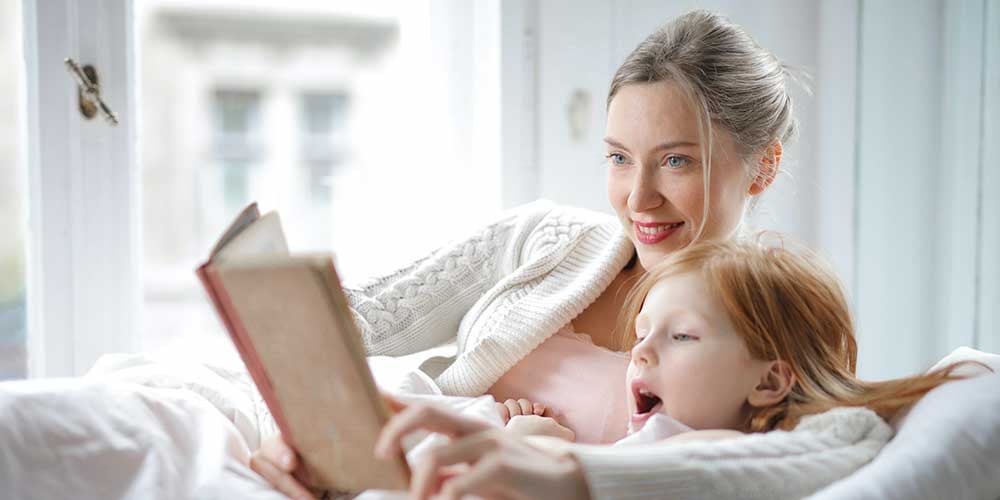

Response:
(491, 237), (971, 444)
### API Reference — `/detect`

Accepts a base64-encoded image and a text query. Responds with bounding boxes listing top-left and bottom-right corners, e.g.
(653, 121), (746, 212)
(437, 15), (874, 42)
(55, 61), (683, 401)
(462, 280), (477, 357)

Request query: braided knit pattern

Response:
(341, 199), (634, 395)
(345, 222), (513, 356)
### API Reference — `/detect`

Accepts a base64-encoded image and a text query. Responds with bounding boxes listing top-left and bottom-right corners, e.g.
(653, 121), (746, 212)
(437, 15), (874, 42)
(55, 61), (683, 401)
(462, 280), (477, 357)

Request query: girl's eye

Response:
(673, 333), (697, 342)
(606, 152), (628, 167)
(664, 155), (690, 169)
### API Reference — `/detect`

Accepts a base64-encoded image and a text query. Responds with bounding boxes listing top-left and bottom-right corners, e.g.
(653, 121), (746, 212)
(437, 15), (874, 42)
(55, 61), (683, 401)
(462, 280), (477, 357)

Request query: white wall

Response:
(535, 0), (827, 256)
(854, 0), (999, 379)
(529, 0), (999, 379)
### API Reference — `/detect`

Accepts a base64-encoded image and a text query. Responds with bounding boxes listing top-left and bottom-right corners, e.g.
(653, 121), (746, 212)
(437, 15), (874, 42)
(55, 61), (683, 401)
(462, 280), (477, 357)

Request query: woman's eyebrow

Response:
(603, 137), (699, 152)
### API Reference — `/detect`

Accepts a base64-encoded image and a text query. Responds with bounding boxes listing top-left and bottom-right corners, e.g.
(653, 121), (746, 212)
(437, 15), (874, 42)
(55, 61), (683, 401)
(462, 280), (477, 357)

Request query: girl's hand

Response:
(249, 433), (322, 500)
(494, 398), (549, 423)
(375, 402), (592, 500)
(505, 415), (577, 441)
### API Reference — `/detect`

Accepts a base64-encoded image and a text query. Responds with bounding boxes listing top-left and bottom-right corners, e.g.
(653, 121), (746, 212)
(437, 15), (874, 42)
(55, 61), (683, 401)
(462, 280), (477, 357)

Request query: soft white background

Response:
(4, 0), (998, 382)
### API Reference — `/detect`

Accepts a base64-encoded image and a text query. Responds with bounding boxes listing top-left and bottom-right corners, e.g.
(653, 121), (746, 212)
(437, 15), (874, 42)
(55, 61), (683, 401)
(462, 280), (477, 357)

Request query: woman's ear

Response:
(747, 360), (795, 408)
(749, 142), (782, 196)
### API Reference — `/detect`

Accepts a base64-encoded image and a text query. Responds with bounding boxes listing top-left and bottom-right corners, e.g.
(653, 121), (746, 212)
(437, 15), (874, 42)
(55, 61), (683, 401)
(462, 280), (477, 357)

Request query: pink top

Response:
(487, 322), (630, 444)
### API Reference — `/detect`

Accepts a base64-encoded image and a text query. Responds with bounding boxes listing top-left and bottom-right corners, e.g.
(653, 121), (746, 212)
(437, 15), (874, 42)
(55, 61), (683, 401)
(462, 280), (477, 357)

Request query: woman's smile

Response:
(633, 220), (685, 245)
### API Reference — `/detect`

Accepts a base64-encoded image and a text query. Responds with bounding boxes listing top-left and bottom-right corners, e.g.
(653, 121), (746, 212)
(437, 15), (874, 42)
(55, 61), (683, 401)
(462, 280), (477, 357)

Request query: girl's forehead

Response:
(639, 273), (744, 342)
(641, 272), (714, 318)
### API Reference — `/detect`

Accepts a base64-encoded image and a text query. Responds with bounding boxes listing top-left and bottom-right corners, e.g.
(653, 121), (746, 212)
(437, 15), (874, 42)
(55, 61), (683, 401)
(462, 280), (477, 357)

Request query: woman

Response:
(253, 9), (797, 499)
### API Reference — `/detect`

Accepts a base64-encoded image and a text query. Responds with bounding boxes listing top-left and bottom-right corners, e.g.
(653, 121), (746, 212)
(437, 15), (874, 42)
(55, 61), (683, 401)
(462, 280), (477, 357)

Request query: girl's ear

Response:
(749, 142), (782, 196)
(748, 360), (795, 408)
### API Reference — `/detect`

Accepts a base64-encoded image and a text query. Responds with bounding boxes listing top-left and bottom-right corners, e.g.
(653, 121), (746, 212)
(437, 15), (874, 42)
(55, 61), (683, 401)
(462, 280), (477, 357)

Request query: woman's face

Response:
(606, 81), (754, 271)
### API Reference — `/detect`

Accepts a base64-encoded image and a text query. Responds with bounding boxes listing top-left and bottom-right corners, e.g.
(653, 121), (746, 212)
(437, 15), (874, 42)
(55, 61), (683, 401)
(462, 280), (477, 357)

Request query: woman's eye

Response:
(606, 152), (628, 167)
(664, 155), (689, 169)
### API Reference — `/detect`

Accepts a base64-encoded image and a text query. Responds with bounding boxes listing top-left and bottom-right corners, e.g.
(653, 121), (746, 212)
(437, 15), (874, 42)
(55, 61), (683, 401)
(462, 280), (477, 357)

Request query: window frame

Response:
(23, 0), (139, 377)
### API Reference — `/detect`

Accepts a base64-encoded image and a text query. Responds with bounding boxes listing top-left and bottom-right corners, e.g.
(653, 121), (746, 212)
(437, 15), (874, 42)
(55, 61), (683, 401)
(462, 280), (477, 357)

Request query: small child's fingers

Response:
(532, 402), (546, 416)
(503, 399), (522, 417)
(495, 402), (511, 423)
(517, 399), (532, 416)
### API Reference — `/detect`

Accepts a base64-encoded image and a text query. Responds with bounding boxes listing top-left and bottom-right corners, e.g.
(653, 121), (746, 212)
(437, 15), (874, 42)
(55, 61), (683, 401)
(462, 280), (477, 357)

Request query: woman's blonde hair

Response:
(608, 10), (807, 240)
(616, 238), (973, 432)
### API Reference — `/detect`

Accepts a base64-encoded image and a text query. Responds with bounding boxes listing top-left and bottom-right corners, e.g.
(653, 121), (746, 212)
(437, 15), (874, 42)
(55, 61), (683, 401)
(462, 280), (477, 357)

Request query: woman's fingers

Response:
(380, 391), (408, 413)
(249, 452), (318, 500)
(258, 434), (297, 472)
(436, 455), (510, 500)
(409, 432), (504, 500)
(375, 403), (493, 459)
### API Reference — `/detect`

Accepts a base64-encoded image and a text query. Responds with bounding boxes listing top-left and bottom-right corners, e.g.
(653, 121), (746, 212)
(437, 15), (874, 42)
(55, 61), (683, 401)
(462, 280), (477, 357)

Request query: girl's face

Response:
(606, 81), (754, 271)
(625, 271), (770, 432)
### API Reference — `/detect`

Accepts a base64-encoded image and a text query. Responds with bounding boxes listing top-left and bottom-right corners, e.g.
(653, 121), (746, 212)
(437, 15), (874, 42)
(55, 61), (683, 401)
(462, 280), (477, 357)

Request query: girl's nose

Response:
(627, 170), (664, 213)
(631, 338), (657, 367)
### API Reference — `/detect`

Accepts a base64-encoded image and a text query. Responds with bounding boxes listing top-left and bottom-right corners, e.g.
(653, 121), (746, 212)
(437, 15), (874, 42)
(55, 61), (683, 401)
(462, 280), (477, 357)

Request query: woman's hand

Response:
(249, 392), (408, 499)
(375, 402), (592, 500)
(249, 433), (322, 500)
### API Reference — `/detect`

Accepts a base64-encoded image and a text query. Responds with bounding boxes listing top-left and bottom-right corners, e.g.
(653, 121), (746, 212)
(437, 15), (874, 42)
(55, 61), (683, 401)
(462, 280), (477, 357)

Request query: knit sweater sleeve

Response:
(342, 200), (556, 357)
(569, 407), (893, 500)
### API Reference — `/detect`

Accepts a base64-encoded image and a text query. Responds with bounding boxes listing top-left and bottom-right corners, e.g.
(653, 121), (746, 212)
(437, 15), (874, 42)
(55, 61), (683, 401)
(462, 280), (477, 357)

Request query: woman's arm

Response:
(569, 408), (891, 500)
(658, 429), (745, 443)
(344, 199), (556, 357)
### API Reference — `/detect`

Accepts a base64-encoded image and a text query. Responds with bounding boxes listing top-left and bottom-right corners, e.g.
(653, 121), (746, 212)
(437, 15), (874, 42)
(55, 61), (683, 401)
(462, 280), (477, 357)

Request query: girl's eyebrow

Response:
(603, 137), (699, 152)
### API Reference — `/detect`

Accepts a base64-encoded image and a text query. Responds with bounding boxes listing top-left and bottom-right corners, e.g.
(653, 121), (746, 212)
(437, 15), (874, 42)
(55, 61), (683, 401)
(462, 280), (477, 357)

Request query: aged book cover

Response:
(196, 202), (410, 492)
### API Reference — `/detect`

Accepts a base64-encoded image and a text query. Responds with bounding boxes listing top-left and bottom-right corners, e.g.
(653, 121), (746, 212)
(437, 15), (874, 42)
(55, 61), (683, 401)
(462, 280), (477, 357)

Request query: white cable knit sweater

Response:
(343, 199), (891, 499)
(344, 199), (634, 397)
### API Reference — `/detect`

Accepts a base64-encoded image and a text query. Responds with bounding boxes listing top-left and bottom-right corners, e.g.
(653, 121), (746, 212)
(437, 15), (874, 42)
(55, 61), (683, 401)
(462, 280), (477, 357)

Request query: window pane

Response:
(137, 1), (497, 358)
(0, 0), (26, 379)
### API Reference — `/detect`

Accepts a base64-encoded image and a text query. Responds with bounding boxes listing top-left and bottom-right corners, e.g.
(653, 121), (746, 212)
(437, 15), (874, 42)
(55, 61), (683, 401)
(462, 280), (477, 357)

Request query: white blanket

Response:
(0, 348), (978, 500)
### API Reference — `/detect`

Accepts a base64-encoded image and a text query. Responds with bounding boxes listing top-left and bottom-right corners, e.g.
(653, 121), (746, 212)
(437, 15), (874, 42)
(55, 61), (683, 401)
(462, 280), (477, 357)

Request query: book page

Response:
(208, 202), (260, 257)
(212, 212), (289, 264)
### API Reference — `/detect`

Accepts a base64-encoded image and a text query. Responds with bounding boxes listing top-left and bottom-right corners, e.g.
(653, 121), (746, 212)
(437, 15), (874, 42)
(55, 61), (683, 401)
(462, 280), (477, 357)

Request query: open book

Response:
(196, 202), (410, 492)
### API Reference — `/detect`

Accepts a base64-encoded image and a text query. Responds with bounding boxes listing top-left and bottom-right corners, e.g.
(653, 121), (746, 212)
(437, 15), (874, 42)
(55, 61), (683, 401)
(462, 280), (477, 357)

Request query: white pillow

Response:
(808, 348), (1000, 500)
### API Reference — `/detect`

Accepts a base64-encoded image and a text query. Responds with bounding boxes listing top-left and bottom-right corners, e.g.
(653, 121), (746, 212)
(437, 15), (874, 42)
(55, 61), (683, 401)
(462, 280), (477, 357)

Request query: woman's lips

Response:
(633, 221), (684, 245)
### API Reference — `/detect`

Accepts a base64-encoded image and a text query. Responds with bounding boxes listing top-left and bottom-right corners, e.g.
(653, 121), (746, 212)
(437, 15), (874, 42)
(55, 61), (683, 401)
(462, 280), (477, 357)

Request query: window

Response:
(22, 1), (514, 371)
(212, 89), (263, 228)
(300, 92), (349, 202)
(0, 0), (25, 380)
(136, 1), (492, 359)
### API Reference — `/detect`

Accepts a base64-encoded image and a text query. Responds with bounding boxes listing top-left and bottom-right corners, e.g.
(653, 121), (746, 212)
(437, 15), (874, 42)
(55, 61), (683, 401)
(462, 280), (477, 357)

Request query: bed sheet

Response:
(0, 348), (498, 500)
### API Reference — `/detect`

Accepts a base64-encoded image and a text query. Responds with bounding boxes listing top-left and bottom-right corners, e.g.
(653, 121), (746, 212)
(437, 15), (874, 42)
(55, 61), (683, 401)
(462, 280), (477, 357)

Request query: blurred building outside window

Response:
(138, 0), (499, 359)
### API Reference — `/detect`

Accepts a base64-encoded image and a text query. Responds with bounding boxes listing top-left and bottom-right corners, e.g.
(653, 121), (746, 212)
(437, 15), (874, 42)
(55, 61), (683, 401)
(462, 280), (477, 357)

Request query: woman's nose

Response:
(627, 170), (664, 213)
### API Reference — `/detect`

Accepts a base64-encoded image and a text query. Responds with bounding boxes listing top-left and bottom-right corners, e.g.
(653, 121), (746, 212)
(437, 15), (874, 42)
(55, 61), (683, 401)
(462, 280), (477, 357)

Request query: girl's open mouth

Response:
(630, 384), (663, 429)
(635, 388), (662, 414)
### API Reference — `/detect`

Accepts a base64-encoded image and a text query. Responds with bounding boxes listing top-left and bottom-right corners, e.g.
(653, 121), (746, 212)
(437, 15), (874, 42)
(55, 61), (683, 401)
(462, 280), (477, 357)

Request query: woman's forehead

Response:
(606, 81), (701, 141)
